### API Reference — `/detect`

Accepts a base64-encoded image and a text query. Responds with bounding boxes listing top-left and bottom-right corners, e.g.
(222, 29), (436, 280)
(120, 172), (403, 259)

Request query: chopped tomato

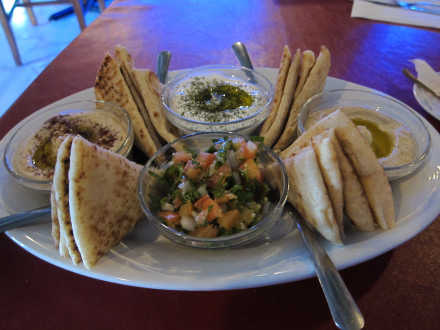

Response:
(178, 201), (194, 217)
(202, 197), (223, 221)
(235, 140), (258, 160)
(194, 195), (210, 210)
(190, 224), (219, 238)
(218, 209), (242, 231)
(184, 160), (202, 180)
(208, 163), (232, 187)
(173, 151), (192, 164)
(159, 211), (181, 228)
(239, 158), (261, 181)
(215, 192), (237, 204)
(196, 152), (215, 170)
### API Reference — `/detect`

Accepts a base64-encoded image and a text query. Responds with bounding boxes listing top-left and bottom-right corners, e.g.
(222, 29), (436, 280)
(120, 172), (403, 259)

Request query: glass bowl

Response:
(3, 100), (134, 192)
(138, 132), (288, 248)
(161, 65), (273, 135)
(297, 89), (431, 180)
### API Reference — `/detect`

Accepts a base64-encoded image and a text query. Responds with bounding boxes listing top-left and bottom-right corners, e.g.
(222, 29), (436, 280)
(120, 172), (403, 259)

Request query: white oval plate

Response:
(1, 68), (440, 291)
(413, 72), (440, 120)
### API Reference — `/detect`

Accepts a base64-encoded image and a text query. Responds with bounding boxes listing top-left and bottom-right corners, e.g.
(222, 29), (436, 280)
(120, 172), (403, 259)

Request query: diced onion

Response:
(247, 140), (257, 154)
(181, 216), (196, 231)
(197, 185), (208, 196)
(232, 172), (241, 185)
(161, 202), (174, 211)
(178, 180), (191, 193)
(226, 150), (238, 170)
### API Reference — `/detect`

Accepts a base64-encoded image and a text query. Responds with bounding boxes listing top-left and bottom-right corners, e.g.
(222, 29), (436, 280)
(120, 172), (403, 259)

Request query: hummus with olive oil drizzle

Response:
(13, 112), (127, 181)
(305, 106), (418, 167)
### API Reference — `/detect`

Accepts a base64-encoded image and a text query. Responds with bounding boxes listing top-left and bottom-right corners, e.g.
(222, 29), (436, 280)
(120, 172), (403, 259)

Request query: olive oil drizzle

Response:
(180, 78), (255, 122)
(351, 117), (394, 159)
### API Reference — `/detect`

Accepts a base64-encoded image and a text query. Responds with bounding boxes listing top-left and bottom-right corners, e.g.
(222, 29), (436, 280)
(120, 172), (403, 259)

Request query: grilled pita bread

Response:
(283, 146), (341, 244)
(274, 46), (331, 151)
(95, 53), (158, 157)
(50, 185), (60, 249)
(53, 136), (82, 264)
(260, 45), (292, 136)
(294, 50), (315, 100)
(281, 109), (395, 230)
(311, 129), (344, 234)
(263, 49), (301, 147)
(50, 136), (144, 269)
(131, 68), (180, 143)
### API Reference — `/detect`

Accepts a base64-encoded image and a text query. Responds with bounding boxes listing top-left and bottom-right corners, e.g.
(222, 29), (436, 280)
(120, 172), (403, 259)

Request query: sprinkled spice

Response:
(173, 77), (265, 123)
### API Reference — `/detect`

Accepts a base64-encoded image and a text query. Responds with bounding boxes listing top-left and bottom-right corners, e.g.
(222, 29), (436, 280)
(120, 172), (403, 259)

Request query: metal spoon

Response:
(286, 204), (365, 330)
(402, 68), (440, 99)
(0, 206), (51, 233)
(232, 42), (254, 70)
(157, 51), (172, 84)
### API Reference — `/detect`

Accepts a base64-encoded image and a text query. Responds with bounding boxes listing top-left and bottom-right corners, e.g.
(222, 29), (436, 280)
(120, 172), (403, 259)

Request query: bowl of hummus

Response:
(297, 89), (431, 180)
(3, 100), (134, 192)
(161, 65), (274, 135)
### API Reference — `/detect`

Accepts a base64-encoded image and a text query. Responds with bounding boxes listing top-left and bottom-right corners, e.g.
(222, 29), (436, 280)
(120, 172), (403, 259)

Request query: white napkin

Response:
(351, 0), (440, 29)
(411, 59), (440, 95)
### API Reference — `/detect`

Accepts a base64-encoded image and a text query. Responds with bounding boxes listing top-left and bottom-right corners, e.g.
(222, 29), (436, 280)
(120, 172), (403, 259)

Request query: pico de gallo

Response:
(149, 136), (271, 238)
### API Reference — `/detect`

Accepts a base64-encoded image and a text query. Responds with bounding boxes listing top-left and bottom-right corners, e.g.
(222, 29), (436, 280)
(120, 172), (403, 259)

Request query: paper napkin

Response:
(411, 59), (440, 95)
(351, 0), (440, 30)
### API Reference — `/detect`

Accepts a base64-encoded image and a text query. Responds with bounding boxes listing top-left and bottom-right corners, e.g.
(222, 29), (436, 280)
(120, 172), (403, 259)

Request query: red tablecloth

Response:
(1, 0), (439, 329)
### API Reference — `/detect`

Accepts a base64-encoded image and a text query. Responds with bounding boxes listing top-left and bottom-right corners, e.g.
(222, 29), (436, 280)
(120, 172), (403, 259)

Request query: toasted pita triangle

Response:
(131, 68), (180, 143)
(50, 185), (60, 249)
(274, 45), (331, 151)
(263, 49), (301, 147)
(53, 136), (82, 264)
(114, 46), (164, 148)
(95, 53), (158, 157)
(311, 129), (344, 234)
(68, 137), (144, 269)
(260, 45), (292, 135)
(294, 50), (315, 100)
(283, 146), (341, 244)
(281, 109), (394, 230)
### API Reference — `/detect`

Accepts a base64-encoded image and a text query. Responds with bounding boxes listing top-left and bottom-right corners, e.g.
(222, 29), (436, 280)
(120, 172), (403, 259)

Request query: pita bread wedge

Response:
(131, 68), (180, 143)
(263, 49), (301, 147)
(281, 109), (395, 230)
(260, 45), (292, 135)
(283, 146), (341, 244)
(114, 46), (163, 149)
(95, 53), (158, 157)
(53, 136), (82, 264)
(294, 50), (315, 100)
(274, 45), (331, 151)
(68, 136), (144, 269)
(311, 129), (344, 234)
(330, 131), (376, 231)
(50, 185), (60, 249)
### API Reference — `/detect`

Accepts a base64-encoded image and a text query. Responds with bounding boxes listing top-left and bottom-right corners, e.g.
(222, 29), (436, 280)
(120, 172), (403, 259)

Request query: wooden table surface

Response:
(1, 0), (439, 329)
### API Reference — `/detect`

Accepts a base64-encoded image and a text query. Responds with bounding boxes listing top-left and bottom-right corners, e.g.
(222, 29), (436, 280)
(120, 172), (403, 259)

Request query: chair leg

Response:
(0, 2), (22, 65)
(97, 0), (105, 12)
(22, 0), (38, 26)
(72, 0), (86, 30)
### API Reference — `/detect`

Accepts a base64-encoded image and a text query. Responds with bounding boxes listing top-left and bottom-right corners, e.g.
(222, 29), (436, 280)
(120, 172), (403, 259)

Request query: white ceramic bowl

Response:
(3, 100), (134, 192)
(297, 89), (431, 180)
(161, 66), (273, 135)
(138, 132), (288, 248)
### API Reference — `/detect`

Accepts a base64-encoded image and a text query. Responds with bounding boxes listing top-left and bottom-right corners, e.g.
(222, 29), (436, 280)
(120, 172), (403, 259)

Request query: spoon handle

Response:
(286, 205), (365, 330)
(157, 51), (172, 84)
(0, 207), (51, 233)
(402, 68), (440, 98)
(232, 42), (254, 70)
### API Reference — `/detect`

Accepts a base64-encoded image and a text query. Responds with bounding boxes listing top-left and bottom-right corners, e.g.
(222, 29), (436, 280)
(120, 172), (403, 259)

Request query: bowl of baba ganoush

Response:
(297, 89), (431, 180)
(3, 100), (134, 192)
(161, 65), (274, 135)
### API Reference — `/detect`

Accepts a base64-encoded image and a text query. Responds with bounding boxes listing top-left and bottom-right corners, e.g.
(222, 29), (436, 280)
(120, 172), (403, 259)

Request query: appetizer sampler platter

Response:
(1, 68), (440, 291)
